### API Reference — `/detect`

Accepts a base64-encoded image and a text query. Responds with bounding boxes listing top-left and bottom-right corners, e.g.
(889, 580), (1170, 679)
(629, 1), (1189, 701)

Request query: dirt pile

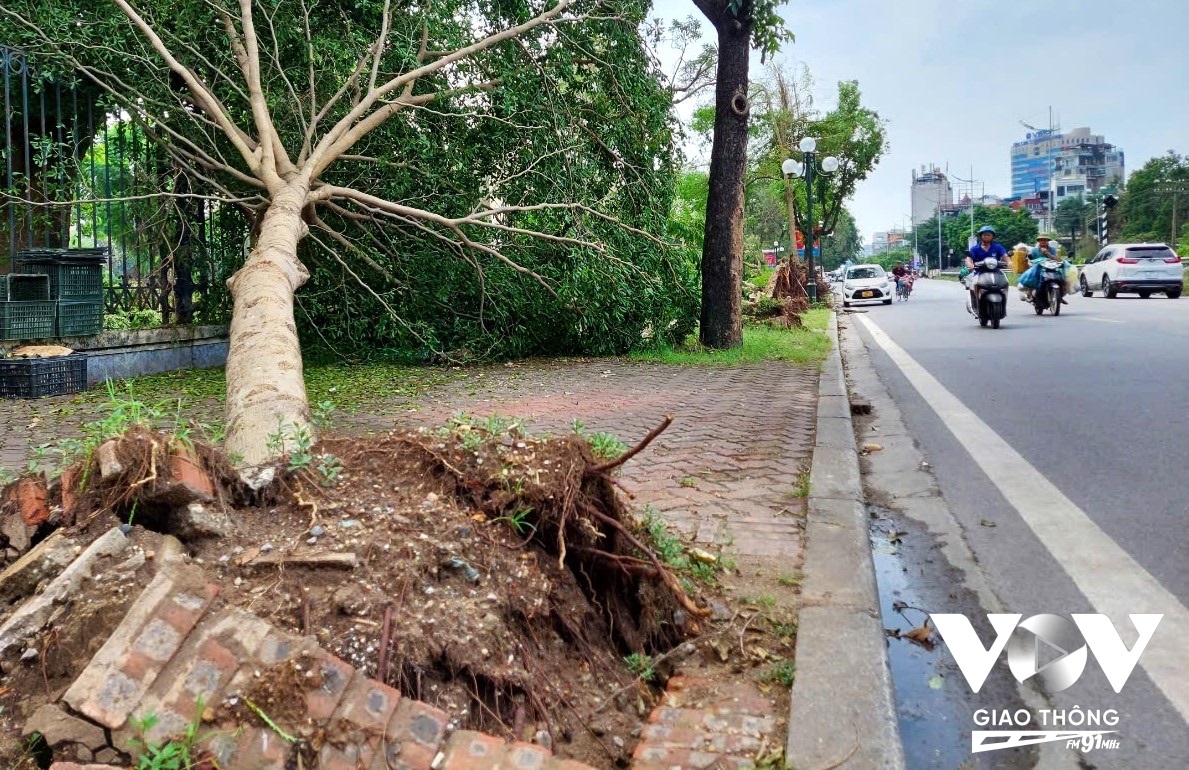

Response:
(771, 261), (831, 326)
(0, 416), (739, 768)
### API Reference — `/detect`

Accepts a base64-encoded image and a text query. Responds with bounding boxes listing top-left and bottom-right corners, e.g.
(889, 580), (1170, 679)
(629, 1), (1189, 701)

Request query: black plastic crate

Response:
(0, 300), (56, 340)
(1, 274), (51, 301)
(0, 354), (88, 398)
(56, 300), (104, 337)
(16, 262), (103, 300)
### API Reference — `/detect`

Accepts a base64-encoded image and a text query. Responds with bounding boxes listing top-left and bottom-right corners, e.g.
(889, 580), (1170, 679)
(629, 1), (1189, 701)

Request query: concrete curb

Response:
(786, 313), (905, 770)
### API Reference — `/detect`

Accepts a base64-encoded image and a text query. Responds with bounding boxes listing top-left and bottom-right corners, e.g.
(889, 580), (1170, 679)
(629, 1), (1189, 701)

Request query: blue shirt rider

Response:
(965, 225), (1006, 306)
(967, 226), (1008, 269)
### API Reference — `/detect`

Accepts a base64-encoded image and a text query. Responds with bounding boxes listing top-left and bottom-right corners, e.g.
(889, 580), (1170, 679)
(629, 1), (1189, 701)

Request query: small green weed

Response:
(570, 420), (628, 460)
(267, 419), (342, 485)
(758, 660), (796, 688)
(128, 701), (204, 769)
(495, 506), (535, 536)
(312, 399), (336, 430)
(625, 652), (656, 682)
(792, 466), (811, 498)
(743, 594), (777, 610)
(770, 619), (798, 638)
(679, 476), (698, 488)
(640, 507), (725, 587)
(26, 444), (51, 476)
(777, 572), (803, 587)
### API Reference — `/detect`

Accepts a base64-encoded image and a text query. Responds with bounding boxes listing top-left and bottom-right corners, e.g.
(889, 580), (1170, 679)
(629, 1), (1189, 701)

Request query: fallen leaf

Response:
(888, 530), (907, 545)
(927, 674), (944, 690)
(862, 443), (884, 452)
(980, 519), (997, 528)
(235, 546), (261, 566)
(711, 638), (731, 662)
(689, 548), (718, 565)
(904, 625), (932, 644)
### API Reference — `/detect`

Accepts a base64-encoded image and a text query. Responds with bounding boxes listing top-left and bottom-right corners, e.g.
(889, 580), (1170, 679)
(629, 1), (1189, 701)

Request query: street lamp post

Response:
(783, 137), (839, 301)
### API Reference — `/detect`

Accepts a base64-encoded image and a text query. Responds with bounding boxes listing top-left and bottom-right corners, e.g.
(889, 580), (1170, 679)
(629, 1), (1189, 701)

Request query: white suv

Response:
(1079, 243), (1183, 299)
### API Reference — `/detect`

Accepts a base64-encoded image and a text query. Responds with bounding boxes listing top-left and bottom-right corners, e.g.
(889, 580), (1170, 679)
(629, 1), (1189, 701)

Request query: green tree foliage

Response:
(1119, 151), (1189, 245)
(1, 0), (696, 360)
(868, 247), (912, 271)
(914, 205), (1037, 268)
(751, 68), (888, 245)
(818, 208), (862, 270)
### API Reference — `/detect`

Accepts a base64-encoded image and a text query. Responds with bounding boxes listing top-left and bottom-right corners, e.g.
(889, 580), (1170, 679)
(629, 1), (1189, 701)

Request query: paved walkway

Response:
(399, 359), (818, 561)
(4, 358), (819, 564)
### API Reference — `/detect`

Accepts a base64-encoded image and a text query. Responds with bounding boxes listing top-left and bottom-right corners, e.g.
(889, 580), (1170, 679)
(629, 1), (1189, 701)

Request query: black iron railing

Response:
(1, 44), (247, 326)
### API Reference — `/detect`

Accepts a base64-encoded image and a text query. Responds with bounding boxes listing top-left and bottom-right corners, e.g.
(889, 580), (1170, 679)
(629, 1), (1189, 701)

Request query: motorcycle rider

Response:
(1030, 233), (1068, 304)
(966, 225), (1008, 310)
(892, 262), (909, 295)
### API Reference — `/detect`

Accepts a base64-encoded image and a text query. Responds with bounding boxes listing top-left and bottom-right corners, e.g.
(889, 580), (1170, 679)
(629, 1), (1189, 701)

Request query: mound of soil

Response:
(1, 418), (746, 767)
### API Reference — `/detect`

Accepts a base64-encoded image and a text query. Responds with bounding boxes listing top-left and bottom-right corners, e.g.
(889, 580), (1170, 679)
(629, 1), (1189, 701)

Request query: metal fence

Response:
(1, 44), (247, 325)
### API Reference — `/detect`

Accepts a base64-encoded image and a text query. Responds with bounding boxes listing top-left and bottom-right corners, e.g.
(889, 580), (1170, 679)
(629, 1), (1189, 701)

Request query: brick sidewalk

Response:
(401, 359), (818, 561)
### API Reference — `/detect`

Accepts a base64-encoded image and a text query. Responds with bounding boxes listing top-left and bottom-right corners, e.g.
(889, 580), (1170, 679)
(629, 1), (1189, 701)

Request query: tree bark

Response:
(223, 184), (312, 465)
(697, 12), (751, 349)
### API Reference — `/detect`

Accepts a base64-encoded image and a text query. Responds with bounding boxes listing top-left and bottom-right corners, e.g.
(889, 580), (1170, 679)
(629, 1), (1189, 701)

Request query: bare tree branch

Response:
(309, 0), (575, 177)
(110, 0), (261, 173)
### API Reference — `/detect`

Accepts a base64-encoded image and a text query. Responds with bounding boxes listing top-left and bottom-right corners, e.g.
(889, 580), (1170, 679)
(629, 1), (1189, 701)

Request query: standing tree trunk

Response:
(223, 185), (312, 465)
(697, 8), (752, 349)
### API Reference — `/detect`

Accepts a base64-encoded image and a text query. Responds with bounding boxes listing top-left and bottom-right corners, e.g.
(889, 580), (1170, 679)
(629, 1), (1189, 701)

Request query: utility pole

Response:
(1173, 190), (1179, 247)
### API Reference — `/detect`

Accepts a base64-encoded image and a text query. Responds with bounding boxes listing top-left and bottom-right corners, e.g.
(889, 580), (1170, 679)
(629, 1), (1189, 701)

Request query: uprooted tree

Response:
(0, 0), (694, 465)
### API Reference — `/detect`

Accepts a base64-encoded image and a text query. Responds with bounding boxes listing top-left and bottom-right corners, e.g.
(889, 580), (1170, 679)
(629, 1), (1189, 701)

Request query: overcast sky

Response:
(651, 0), (1188, 244)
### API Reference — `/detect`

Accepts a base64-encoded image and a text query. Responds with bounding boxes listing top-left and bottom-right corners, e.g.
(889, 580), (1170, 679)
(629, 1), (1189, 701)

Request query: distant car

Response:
(1079, 243), (1182, 299)
(841, 264), (893, 307)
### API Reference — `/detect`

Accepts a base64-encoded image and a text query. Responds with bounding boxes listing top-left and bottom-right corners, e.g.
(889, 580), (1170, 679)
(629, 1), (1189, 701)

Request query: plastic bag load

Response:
(1018, 263), (1041, 289)
(1065, 264), (1080, 294)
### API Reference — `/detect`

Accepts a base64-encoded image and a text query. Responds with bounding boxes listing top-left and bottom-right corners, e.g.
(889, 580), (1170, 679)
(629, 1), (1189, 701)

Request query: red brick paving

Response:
(404, 360), (818, 562)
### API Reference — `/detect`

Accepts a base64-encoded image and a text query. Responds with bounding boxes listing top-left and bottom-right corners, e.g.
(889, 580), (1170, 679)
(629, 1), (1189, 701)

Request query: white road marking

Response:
(1080, 317), (1125, 324)
(854, 313), (1189, 724)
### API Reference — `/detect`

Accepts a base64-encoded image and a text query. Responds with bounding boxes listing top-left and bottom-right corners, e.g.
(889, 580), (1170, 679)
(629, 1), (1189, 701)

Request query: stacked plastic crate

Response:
(14, 248), (107, 337)
(0, 271), (55, 340)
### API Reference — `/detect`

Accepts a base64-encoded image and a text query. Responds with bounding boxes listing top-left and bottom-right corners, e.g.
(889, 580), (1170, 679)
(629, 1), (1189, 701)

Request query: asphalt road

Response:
(845, 277), (1189, 769)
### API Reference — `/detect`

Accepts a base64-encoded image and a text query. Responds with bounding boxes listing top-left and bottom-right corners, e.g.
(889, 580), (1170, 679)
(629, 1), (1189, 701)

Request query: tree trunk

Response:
(223, 184), (312, 465)
(698, 16), (751, 349)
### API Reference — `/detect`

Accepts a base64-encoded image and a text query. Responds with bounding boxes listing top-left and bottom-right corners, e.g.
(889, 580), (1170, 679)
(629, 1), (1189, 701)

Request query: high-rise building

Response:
(1010, 127), (1124, 200)
(911, 166), (953, 224)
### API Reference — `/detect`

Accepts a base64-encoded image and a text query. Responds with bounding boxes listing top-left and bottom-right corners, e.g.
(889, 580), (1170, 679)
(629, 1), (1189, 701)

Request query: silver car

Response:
(1079, 243), (1183, 299)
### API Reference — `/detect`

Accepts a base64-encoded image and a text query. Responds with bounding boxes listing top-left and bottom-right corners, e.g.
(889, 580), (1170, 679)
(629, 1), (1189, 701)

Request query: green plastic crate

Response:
(1, 274), (51, 301)
(16, 261), (103, 299)
(0, 300), (56, 340)
(56, 300), (104, 337)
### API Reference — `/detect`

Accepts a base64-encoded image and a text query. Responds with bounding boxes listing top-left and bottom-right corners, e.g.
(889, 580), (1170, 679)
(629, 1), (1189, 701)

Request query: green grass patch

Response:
(64, 363), (455, 416)
(633, 309), (831, 367)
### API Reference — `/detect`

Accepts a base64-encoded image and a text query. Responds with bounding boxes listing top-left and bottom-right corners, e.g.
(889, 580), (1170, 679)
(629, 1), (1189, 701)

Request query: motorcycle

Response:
(896, 274), (914, 301)
(1030, 259), (1067, 316)
(963, 257), (1009, 328)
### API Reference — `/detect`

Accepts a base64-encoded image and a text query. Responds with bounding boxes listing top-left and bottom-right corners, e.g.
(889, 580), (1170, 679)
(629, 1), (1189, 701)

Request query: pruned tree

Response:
(690, 0), (790, 349)
(1, 0), (687, 464)
(751, 66), (887, 250)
